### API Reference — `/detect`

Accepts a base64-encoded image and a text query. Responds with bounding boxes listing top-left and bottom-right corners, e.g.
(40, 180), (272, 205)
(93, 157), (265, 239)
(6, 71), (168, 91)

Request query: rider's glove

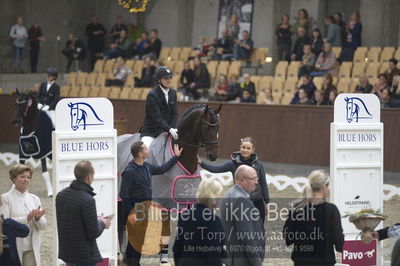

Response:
(169, 128), (179, 140)
(37, 103), (43, 110)
(42, 105), (50, 111)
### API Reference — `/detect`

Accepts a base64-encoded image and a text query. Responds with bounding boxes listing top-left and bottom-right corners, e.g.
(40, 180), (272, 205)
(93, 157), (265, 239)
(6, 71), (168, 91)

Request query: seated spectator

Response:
(383, 58), (400, 86)
(186, 57), (210, 100)
(223, 31), (253, 60)
(240, 89), (256, 103)
(341, 11), (362, 61)
(228, 14), (240, 40)
(62, 33), (86, 73)
(109, 16), (128, 43)
(173, 178), (225, 266)
(218, 29), (233, 59)
(193, 36), (209, 58)
(299, 44), (316, 77)
(373, 73), (390, 99)
(211, 74), (229, 101)
(264, 88), (275, 104)
(283, 170), (344, 266)
(311, 42), (338, 77)
(240, 73), (256, 99)
(132, 32), (149, 59)
(327, 90), (338, 106)
(226, 74), (242, 102)
(142, 29), (162, 60)
(354, 73), (373, 93)
(134, 56), (156, 88)
(333, 12), (347, 48)
(324, 15), (342, 47)
(105, 57), (131, 87)
(389, 75), (400, 107)
(208, 37), (220, 60)
(290, 27), (312, 61)
(291, 9), (310, 36)
(314, 90), (326, 105)
(178, 61), (194, 91)
(380, 89), (390, 108)
(296, 88), (312, 105)
(321, 73), (337, 103)
(291, 75), (316, 104)
(103, 30), (132, 59)
(311, 28), (323, 56)
(275, 14), (292, 61)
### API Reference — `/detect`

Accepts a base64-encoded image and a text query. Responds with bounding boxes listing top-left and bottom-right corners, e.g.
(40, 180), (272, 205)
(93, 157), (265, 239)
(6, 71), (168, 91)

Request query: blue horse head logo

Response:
(344, 97), (373, 123)
(68, 102), (104, 131)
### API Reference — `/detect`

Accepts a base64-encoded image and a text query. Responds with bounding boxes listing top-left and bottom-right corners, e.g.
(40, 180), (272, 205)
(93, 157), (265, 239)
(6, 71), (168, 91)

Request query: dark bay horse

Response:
(12, 89), (54, 196)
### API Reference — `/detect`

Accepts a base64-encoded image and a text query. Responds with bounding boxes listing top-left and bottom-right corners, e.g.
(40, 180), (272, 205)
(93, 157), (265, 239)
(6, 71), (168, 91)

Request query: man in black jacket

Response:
(140, 66), (178, 148)
(56, 161), (111, 266)
(120, 140), (182, 265)
(38, 68), (60, 111)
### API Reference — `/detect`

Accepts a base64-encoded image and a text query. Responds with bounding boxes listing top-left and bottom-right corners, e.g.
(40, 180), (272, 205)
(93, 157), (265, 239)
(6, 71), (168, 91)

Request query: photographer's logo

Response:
(345, 97), (373, 123)
(68, 102), (104, 131)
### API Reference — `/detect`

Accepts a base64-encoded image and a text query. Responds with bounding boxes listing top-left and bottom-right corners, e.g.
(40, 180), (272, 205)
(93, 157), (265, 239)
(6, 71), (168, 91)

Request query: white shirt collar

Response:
(11, 186), (29, 196)
(236, 184), (250, 198)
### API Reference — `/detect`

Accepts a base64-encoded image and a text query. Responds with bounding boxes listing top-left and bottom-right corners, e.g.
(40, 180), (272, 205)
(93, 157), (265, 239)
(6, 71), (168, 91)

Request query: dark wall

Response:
(1, 95), (399, 172)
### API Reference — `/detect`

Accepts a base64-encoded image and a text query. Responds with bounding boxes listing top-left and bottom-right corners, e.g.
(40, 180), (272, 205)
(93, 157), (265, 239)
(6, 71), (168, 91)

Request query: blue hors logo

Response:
(345, 97), (373, 123)
(68, 102), (104, 131)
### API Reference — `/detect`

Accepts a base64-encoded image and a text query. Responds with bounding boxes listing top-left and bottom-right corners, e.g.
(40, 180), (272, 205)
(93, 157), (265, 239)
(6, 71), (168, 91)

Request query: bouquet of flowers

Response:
(342, 208), (387, 243)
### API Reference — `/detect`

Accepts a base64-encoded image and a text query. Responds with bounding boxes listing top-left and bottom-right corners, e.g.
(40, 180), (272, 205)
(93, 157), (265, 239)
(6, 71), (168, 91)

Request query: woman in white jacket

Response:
(0, 164), (47, 266)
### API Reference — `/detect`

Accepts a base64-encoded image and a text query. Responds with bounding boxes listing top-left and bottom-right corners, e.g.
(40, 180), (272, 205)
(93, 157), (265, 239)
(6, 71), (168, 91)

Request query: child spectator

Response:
(291, 75), (317, 104)
(327, 90), (338, 106)
(240, 73), (256, 99)
(226, 74), (242, 102)
(240, 89), (256, 103)
(264, 88), (275, 104)
(296, 88), (312, 105)
(314, 90), (326, 105)
(211, 74), (229, 101)
(321, 73), (337, 103)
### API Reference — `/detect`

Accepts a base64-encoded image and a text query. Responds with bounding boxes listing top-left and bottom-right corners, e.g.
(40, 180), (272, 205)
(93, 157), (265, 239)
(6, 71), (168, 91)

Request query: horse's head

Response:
(199, 104), (222, 161)
(345, 97), (354, 123)
(12, 89), (35, 126)
(68, 102), (80, 131)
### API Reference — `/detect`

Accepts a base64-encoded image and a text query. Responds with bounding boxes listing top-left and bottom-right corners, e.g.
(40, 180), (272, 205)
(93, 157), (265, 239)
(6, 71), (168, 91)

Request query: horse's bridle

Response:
(16, 97), (30, 117)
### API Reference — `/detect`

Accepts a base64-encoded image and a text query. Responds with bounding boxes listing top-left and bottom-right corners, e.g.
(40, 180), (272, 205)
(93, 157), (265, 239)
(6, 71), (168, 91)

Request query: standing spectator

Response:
(0, 164), (47, 266)
(120, 141), (182, 266)
(105, 57), (131, 87)
(354, 73), (373, 93)
(327, 90), (338, 106)
(275, 14), (292, 61)
(342, 11), (362, 61)
(321, 73), (337, 103)
(291, 75), (317, 104)
(134, 56), (156, 87)
(173, 178), (225, 266)
(85, 15), (106, 71)
(311, 28), (324, 56)
(109, 16), (128, 43)
(9, 16), (28, 73)
(292, 9), (310, 35)
(217, 29), (233, 59)
(220, 165), (266, 266)
(389, 75), (400, 107)
(38, 68), (60, 111)
(290, 27), (312, 61)
(227, 74), (242, 102)
(187, 57), (210, 100)
(143, 29), (162, 60)
(62, 33), (86, 73)
(264, 88), (275, 104)
(227, 14), (240, 40)
(0, 214), (30, 266)
(314, 90), (326, 105)
(27, 20), (44, 73)
(296, 88), (312, 105)
(383, 59), (400, 86)
(283, 170), (344, 266)
(211, 74), (229, 101)
(103, 30), (132, 59)
(200, 137), (269, 224)
(324, 15), (342, 47)
(299, 45), (316, 77)
(333, 12), (347, 47)
(311, 42), (338, 77)
(178, 61), (194, 92)
(240, 73), (256, 99)
(373, 73), (390, 99)
(56, 161), (111, 266)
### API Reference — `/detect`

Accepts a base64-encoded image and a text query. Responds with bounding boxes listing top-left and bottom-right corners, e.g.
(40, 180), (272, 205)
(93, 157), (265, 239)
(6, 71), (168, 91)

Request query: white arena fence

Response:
(1, 152), (399, 201)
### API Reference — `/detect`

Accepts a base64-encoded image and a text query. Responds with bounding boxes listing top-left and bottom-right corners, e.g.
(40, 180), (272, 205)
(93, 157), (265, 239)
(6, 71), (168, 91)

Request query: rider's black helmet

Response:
(155, 66), (173, 81)
(46, 68), (58, 79)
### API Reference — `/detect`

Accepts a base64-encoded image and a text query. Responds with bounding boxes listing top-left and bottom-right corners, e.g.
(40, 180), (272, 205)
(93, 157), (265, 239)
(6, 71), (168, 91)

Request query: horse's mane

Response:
(180, 104), (207, 121)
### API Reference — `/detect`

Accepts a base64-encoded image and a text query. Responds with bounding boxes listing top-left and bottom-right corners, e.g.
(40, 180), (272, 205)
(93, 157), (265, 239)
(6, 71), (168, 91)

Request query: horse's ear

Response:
(16, 88), (20, 96)
(216, 104), (222, 114)
(204, 105), (209, 113)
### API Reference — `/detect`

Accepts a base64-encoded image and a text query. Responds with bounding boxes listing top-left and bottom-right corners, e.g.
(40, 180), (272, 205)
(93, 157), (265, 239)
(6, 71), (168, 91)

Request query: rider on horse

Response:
(139, 66), (179, 148)
(37, 68), (60, 127)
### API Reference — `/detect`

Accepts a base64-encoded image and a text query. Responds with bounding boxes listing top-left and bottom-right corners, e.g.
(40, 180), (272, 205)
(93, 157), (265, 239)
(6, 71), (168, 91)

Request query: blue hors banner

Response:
(334, 94), (380, 124)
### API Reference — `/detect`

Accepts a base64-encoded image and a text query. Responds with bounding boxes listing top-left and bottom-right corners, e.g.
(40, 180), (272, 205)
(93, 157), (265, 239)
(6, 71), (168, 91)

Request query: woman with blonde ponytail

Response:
(283, 170), (344, 266)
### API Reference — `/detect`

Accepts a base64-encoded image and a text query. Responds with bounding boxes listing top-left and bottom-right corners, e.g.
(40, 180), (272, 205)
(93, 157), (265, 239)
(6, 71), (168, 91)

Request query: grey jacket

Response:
(326, 23), (342, 47)
(220, 185), (265, 266)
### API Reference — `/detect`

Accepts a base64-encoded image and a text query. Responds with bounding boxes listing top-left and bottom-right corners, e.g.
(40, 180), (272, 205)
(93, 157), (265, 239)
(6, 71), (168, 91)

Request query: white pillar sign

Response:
(331, 94), (383, 265)
(52, 98), (118, 265)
